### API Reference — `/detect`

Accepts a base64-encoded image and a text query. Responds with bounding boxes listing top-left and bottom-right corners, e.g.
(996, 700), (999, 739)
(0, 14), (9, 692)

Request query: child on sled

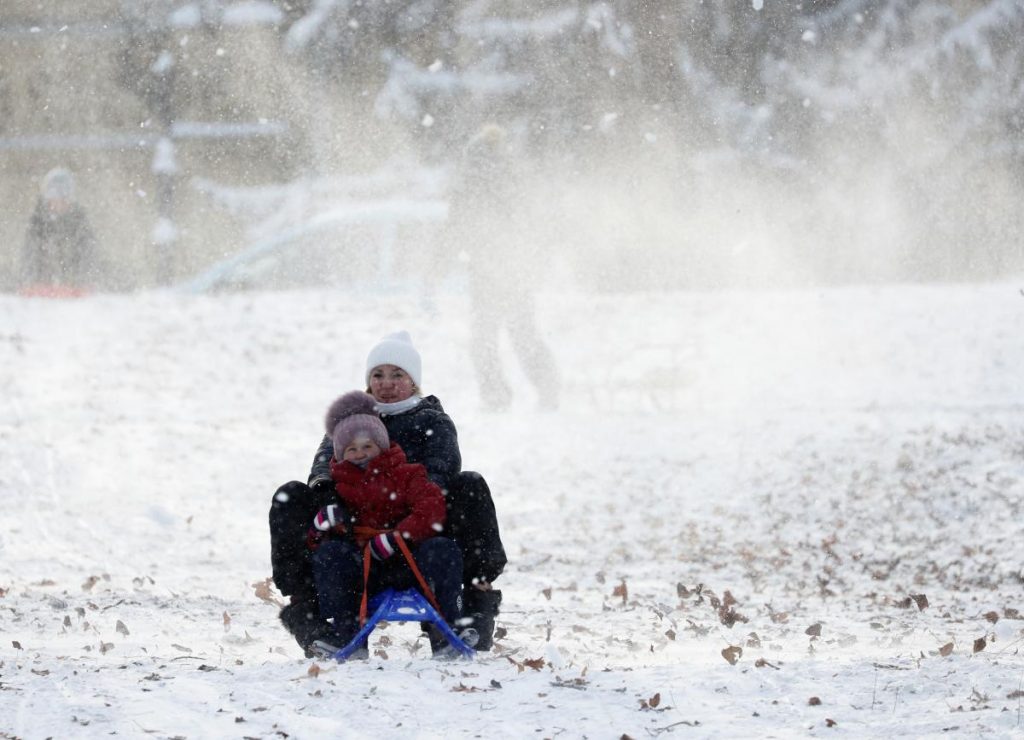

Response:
(306, 391), (477, 659)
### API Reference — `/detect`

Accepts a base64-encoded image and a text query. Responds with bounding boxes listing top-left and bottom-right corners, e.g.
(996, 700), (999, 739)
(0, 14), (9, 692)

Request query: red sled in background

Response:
(17, 284), (90, 299)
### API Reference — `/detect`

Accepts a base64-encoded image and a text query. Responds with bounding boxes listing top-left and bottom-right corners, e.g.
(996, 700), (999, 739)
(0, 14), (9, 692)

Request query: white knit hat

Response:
(365, 331), (422, 388)
(42, 167), (75, 201)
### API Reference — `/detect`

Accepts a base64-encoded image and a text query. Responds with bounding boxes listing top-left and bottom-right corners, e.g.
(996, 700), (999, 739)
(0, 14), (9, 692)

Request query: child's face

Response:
(342, 436), (383, 466)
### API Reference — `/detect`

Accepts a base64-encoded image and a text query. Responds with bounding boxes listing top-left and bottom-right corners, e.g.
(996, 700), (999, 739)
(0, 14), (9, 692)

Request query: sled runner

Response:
(326, 587), (476, 661)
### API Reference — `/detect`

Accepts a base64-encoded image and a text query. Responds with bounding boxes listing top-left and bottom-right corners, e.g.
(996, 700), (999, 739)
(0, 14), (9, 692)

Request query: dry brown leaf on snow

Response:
(307, 663), (321, 678)
(252, 577), (285, 606)
(542, 587), (552, 601)
(507, 656), (545, 672)
(722, 645), (743, 665)
(974, 637), (987, 653)
(686, 619), (711, 637)
(754, 657), (780, 670)
(223, 611), (231, 632)
(805, 623), (822, 637)
(637, 695), (654, 709)
(12, 640), (22, 650)
(82, 575), (100, 592)
(613, 580), (628, 605)
(506, 656), (525, 673)
(718, 605), (749, 628)
(99, 641), (114, 654)
(552, 677), (588, 689)
(939, 642), (955, 657)
(808, 696), (822, 706)
(912, 594), (929, 610)
(665, 628), (676, 641)
(985, 611), (1000, 624)
(115, 620), (129, 637)
(692, 583), (706, 603)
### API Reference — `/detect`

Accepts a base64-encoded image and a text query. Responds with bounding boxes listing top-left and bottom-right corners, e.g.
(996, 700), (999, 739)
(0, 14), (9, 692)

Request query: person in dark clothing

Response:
(270, 331), (506, 657)
(305, 391), (474, 659)
(19, 167), (101, 292)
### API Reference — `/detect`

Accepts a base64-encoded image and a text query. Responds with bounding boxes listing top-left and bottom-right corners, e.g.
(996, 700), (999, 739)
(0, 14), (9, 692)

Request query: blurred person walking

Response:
(447, 124), (560, 411)
(18, 167), (101, 296)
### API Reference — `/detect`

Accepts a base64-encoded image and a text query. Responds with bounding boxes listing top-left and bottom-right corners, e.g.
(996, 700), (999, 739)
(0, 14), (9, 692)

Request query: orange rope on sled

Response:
(353, 526), (444, 626)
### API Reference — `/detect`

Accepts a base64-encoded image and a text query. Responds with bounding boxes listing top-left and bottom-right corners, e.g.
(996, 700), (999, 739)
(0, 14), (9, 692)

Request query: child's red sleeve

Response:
(393, 465), (447, 543)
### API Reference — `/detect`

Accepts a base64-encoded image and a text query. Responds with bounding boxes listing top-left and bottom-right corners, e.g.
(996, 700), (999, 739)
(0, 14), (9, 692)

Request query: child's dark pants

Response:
(312, 536), (464, 639)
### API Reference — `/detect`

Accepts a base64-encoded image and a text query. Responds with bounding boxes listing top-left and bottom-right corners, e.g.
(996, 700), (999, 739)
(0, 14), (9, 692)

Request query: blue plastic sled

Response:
(328, 588), (475, 661)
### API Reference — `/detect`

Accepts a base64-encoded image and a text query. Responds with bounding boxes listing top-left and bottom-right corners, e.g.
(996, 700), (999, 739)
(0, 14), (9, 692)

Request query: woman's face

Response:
(368, 364), (416, 403)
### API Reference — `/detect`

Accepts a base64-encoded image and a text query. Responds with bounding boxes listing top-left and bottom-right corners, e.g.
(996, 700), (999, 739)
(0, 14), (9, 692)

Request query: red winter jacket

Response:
(328, 444), (446, 546)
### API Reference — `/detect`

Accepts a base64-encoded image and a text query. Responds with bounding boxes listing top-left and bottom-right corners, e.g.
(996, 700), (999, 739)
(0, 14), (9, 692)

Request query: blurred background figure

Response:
(447, 124), (560, 411)
(18, 167), (101, 295)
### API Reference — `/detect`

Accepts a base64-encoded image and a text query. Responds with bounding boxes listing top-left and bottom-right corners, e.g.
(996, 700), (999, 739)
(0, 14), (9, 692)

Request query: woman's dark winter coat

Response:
(310, 395), (461, 491)
(327, 444), (446, 546)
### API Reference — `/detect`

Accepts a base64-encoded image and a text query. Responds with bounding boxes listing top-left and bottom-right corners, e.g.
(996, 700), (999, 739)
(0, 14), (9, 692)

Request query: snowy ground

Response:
(2, 281), (1024, 738)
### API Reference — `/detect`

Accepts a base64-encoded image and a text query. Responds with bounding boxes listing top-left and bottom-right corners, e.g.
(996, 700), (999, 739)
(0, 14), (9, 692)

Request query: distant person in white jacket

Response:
(446, 124), (560, 411)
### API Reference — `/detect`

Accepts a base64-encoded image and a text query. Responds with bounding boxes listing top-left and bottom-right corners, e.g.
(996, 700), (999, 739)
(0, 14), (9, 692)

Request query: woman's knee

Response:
(270, 481), (311, 509)
(452, 471), (492, 503)
(417, 537), (463, 570)
(311, 539), (361, 570)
